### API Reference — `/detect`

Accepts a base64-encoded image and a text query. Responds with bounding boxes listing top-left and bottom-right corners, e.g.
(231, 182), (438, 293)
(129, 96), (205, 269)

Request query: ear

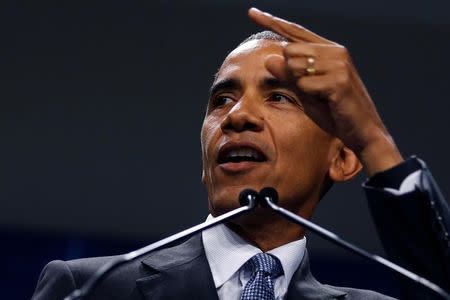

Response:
(201, 169), (206, 184)
(328, 142), (362, 182)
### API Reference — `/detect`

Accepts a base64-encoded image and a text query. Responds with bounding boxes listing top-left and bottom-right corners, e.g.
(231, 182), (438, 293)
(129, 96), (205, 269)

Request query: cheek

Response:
(201, 116), (221, 168)
(272, 120), (332, 208)
(276, 119), (332, 178)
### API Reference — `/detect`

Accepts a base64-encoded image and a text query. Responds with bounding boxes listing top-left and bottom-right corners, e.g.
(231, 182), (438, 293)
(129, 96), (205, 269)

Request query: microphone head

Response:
(259, 187), (279, 207)
(239, 189), (259, 208)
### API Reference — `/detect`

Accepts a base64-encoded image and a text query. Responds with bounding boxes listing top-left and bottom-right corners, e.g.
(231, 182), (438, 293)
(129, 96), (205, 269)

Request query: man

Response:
(32, 8), (450, 300)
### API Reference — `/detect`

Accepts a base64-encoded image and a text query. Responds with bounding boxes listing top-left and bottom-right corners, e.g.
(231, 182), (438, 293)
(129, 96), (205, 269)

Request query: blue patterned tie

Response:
(240, 253), (283, 300)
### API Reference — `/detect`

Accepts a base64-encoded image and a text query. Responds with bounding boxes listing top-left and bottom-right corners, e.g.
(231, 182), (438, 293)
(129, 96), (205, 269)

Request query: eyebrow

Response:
(209, 76), (293, 97)
(209, 78), (242, 97)
(260, 77), (291, 90)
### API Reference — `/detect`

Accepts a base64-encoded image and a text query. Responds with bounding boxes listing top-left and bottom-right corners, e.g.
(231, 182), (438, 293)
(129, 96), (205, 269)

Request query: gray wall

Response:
(2, 1), (450, 258)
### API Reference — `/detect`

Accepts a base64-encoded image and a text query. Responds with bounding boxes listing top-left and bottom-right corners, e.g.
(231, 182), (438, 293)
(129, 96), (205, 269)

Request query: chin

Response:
(208, 185), (257, 217)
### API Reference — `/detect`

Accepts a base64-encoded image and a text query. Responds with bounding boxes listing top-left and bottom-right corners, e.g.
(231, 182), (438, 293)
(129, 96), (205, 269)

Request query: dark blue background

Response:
(1, 1), (449, 299)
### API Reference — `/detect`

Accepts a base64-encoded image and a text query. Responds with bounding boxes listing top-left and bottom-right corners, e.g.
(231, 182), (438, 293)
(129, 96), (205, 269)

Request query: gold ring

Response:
(306, 56), (316, 76)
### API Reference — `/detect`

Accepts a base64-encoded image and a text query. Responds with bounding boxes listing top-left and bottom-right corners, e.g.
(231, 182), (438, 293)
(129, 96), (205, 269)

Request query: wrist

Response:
(358, 131), (404, 177)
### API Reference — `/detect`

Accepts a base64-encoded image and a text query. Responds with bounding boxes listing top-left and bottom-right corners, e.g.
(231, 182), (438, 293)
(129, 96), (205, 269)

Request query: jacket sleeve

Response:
(363, 157), (450, 299)
(31, 260), (77, 300)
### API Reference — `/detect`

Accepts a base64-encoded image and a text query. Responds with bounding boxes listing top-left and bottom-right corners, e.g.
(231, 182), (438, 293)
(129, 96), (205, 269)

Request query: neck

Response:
(227, 206), (314, 252)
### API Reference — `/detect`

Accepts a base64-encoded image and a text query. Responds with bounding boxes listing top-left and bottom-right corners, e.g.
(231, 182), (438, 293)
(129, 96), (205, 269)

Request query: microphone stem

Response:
(264, 199), (450, 299)
(64, 203), (256, 300)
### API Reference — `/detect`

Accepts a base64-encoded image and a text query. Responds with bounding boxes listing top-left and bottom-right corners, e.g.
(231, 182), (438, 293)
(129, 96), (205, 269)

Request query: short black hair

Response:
(213, 31), (287, 80)
(239, 30), (288, 46)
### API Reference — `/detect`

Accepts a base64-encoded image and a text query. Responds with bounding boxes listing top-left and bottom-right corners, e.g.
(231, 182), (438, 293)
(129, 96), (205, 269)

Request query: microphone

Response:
(64, 189), (259, 300)
(259, 187), (278, 206)
(259, 187), (450, 299)
(239, 188), (259, 206)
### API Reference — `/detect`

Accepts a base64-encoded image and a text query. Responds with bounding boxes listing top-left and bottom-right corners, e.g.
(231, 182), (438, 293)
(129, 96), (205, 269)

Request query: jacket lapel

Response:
(135, 234), (346, 299)
(136, 234), (219, 300)
(287, 251), (347, 300)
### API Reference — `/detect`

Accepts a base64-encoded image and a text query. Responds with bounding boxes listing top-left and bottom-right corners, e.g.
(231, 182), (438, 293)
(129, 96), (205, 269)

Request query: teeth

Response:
(227, 148), (259, 159)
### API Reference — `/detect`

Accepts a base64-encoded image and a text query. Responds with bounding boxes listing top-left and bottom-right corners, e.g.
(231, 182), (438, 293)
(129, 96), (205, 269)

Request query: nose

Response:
(220, 97), (264, 133)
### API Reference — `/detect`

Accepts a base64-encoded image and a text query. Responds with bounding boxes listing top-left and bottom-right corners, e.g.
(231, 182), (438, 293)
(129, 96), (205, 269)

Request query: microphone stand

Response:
(260, 187), (450, 300)
(64, 190), (259, 300)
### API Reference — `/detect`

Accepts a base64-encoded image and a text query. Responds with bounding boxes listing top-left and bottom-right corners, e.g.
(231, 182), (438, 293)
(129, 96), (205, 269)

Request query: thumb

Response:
(264, 54), (289, 81)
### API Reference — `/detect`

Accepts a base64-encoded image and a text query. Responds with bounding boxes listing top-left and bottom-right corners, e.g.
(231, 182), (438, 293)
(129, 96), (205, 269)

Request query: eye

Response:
(268, 92), (292, 103)
(209, 95), (234, 109)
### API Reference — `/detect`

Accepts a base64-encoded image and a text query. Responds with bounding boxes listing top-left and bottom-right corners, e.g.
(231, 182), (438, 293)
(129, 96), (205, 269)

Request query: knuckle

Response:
(335, 72), (350, 87)
(335, 45), (349, 58)
(287, 58), (305, 75)
(284, 44), (296, 56)
(284, 43), (304, 57)
(286, 57), (296, 69)
(335, 60), (347, 70)
(329, 92), (340, 103)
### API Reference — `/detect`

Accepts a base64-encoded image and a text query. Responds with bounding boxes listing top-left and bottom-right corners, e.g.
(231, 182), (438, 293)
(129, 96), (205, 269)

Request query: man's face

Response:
(201, 39), (335, 216)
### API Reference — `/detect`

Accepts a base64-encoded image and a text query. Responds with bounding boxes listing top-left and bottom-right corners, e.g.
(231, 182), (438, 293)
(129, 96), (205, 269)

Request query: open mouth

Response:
(217, 145), (267, 165)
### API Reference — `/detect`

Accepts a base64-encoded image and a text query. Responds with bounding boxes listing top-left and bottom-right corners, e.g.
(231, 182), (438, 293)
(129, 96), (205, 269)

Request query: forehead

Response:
(216, 40), (285, 80)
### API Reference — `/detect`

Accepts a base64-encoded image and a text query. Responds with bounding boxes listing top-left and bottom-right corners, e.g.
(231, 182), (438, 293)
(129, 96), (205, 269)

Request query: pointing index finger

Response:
(248, 8), (332, 45)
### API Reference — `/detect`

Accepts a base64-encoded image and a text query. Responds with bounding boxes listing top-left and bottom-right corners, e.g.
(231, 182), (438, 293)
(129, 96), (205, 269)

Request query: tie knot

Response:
(246, 253), (283, 278)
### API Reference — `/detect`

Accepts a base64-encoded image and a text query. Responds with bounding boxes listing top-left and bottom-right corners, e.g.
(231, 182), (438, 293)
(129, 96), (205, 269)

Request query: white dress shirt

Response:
(382, 170), (422, 195)
(202, 217), (306, 300)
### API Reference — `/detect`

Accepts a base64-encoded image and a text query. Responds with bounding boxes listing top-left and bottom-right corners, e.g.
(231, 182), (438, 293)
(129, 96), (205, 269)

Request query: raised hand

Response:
(248, 8), (403, 176)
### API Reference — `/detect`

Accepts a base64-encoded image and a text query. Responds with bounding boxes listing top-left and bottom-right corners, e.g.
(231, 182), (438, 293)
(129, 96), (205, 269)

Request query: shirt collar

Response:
(266, 237), (306, 290)
(202, 215), (306, 289)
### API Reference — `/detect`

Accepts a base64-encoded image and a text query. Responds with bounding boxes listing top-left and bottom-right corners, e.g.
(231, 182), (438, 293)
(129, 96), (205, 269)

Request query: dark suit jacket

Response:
(32, 157), (450, 299)
(364, 157), (450, 299)
(32, 234), (395, 300)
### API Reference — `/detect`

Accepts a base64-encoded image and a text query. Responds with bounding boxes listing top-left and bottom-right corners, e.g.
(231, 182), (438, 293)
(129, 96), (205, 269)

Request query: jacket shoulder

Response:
(65, 255), (121, 279)
(32, 255), (148, 300)
(32, 259), (77, 300)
